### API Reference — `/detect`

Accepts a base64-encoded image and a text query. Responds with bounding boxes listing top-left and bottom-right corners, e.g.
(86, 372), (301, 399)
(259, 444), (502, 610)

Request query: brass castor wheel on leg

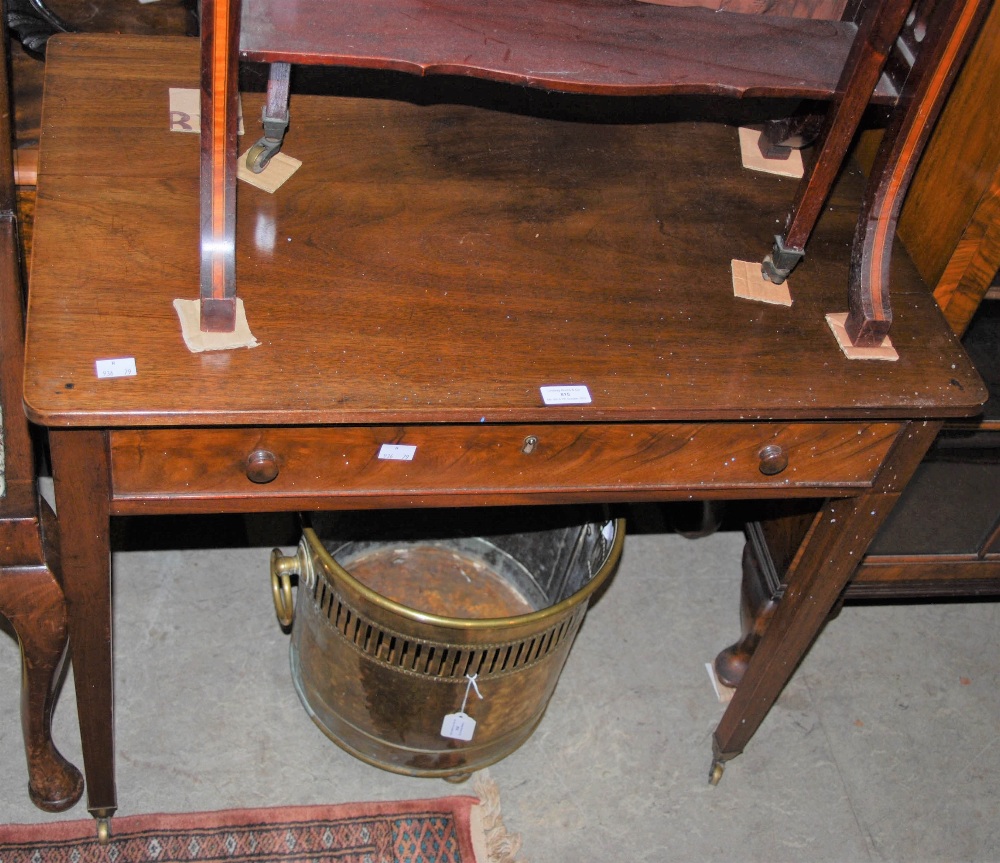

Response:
(444, 772), (471, 784)
(246, 140), (280, 174)
(96, 817), (112, 845)
(708, 759), (725, 786)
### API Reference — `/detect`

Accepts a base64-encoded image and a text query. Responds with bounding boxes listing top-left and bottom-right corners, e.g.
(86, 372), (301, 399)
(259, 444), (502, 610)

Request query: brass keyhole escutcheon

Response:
(757, 444), (789, 476)
(246, 449), (279, 483)
(522, 435), (538, 454)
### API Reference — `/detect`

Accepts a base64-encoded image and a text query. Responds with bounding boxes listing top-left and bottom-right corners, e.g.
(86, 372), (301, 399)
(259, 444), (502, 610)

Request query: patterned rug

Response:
(0, 776), (525, 863)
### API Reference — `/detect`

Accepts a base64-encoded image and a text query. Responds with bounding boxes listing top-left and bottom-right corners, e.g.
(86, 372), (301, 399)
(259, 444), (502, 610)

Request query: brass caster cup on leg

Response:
(96, 817), (112, 845)
(708, 759), (725, 786)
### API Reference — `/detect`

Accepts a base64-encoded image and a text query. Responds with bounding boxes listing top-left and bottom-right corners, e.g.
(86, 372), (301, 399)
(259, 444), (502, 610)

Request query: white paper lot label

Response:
(95, 358), (137, 379)
(378, 443), (417, 461)
(441, 674), (483, 741)
(440, 711), (477, 742)
(540, 385), (591, 405)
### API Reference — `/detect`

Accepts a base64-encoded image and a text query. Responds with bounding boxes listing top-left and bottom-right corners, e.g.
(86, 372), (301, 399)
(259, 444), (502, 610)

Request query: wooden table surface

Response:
(24, 35), (982, 429)
(22, 34), (986, 830)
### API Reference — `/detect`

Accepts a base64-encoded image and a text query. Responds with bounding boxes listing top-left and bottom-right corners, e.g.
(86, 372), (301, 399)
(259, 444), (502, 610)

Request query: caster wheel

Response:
(443, 772), (471, 784)
(708, 760), (725, 786)
(246, 142), (273, 174)
(96, 817), (112, 845)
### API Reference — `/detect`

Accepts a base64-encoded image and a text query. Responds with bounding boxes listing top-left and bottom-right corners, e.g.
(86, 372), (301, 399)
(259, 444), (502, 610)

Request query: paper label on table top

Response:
(540, 385), (592, 405)
(378, 443), (417, 461)
(168, 88), (244, 135)
(95, 357), (137, 379)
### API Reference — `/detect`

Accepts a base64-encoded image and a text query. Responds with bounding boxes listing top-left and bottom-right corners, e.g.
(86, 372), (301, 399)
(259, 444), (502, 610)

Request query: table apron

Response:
(107, 421), (902, 514)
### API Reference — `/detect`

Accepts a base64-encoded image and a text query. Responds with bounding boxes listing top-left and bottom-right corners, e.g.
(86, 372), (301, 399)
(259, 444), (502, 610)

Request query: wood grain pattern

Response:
(780, 0), (913, 253)
(0, 218), (83, 813)
(107, 421), (901, 513)
(238, 0), (896, 101)
(712, 418), (943, 762)
(845, 0), (992, 345)
(25, 34), (988, 819)
(898, 0), (1000, 334)
(25, 36), (984, 429)
(0, 18), (83, 811)
(199, 0), (242, 331)
(47, 429), (115, 821)
(848, 556), (1000, 596)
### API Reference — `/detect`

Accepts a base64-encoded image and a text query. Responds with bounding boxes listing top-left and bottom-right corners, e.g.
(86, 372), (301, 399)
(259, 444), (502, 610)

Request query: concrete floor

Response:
(1, 508), (998, 861)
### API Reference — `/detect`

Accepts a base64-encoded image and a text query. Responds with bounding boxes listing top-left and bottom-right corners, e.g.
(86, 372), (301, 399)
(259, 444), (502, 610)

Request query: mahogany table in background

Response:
(24, 35), (985, 839)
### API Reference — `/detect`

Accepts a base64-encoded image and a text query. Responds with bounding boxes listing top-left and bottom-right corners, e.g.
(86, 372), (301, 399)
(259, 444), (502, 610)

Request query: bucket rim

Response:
(301, 517), (625, 631)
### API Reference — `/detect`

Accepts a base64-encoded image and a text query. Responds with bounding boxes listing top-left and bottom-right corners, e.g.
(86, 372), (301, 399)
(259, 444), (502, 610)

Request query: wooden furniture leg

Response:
(199, 0), (242, 332)
(0, 13), (82, 812)
(246, 61), (291, 173)
(49, 429), (114, 841)
(761, 0), (914, 285)
(845, 0), (993, 346)
(715, 517), (792, 688)
(765, 0), (991, 348)
(710, 419), (941, 781)
(2, 512), (82, 812)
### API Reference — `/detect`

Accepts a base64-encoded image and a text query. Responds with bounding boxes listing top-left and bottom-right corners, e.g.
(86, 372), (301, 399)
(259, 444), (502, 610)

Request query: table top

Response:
(23, 35), (985, 429)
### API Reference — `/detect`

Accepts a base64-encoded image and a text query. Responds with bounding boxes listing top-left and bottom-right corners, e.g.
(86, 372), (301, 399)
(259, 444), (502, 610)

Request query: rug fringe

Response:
(472, 769), (527, 863)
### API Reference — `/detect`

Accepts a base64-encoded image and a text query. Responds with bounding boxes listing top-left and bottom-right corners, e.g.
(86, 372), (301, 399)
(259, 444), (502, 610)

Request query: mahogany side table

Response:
(23, 34), (985, 840)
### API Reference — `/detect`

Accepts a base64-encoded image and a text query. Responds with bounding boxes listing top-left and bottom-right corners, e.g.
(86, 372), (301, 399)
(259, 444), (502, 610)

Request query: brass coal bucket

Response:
(271, 508), (624, 779)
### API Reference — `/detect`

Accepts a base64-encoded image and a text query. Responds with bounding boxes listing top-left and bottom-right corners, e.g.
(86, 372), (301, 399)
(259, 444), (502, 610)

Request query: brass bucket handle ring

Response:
(270, 547), (299, 628)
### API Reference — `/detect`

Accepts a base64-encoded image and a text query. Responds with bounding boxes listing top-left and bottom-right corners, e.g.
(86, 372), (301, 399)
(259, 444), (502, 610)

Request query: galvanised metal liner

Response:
(271, 508), (624, 778)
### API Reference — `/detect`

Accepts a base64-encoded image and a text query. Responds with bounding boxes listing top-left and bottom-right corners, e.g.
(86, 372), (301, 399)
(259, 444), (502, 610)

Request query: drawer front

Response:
(109, 421), (901, 512)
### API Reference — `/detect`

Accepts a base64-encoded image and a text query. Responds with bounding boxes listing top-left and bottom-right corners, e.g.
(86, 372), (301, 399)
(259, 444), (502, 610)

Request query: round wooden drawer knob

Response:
(757, 444), (789, 476)
(246, 449), (279, 484)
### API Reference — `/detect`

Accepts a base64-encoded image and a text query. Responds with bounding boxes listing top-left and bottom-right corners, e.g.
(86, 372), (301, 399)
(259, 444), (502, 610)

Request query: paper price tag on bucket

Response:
(441, 711), (477, 742)
(442, 674), (483, 741)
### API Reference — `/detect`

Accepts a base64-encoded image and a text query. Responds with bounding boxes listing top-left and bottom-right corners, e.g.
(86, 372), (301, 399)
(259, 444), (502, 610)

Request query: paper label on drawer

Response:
(540, 385), (592, 405)
(441, 711), (476, 742)
(378, 443), (417, 461)
(95, 357), (137, 379)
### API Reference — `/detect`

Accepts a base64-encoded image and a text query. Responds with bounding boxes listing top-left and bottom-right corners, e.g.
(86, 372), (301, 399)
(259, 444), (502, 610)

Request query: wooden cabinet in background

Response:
(896, 0), (1000, 335)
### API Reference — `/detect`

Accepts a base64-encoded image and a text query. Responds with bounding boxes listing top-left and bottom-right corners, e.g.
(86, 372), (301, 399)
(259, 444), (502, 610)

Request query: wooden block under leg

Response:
(825, 312), (899, 360)
(737, 126), (804, 178)
(732, 259), (793, 306)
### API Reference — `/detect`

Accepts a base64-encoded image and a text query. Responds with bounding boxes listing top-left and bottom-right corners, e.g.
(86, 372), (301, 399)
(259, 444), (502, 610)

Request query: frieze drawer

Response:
(109, 421), (902, 513)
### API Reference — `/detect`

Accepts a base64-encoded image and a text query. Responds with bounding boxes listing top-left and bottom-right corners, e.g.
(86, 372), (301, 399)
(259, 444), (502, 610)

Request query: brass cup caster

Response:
(246, 139), (281, 174)
(708, 759), (725, 786)
(96, 817), (112, 845)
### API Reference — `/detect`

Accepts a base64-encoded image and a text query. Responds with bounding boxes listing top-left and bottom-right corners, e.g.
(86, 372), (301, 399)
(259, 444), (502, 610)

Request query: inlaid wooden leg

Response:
(2, 548), (83, 811)
(845, 0), (991, 346)
(199, 0), (243, 332)
(710, 420), (941, 778)
(49, 429), (115, 824)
